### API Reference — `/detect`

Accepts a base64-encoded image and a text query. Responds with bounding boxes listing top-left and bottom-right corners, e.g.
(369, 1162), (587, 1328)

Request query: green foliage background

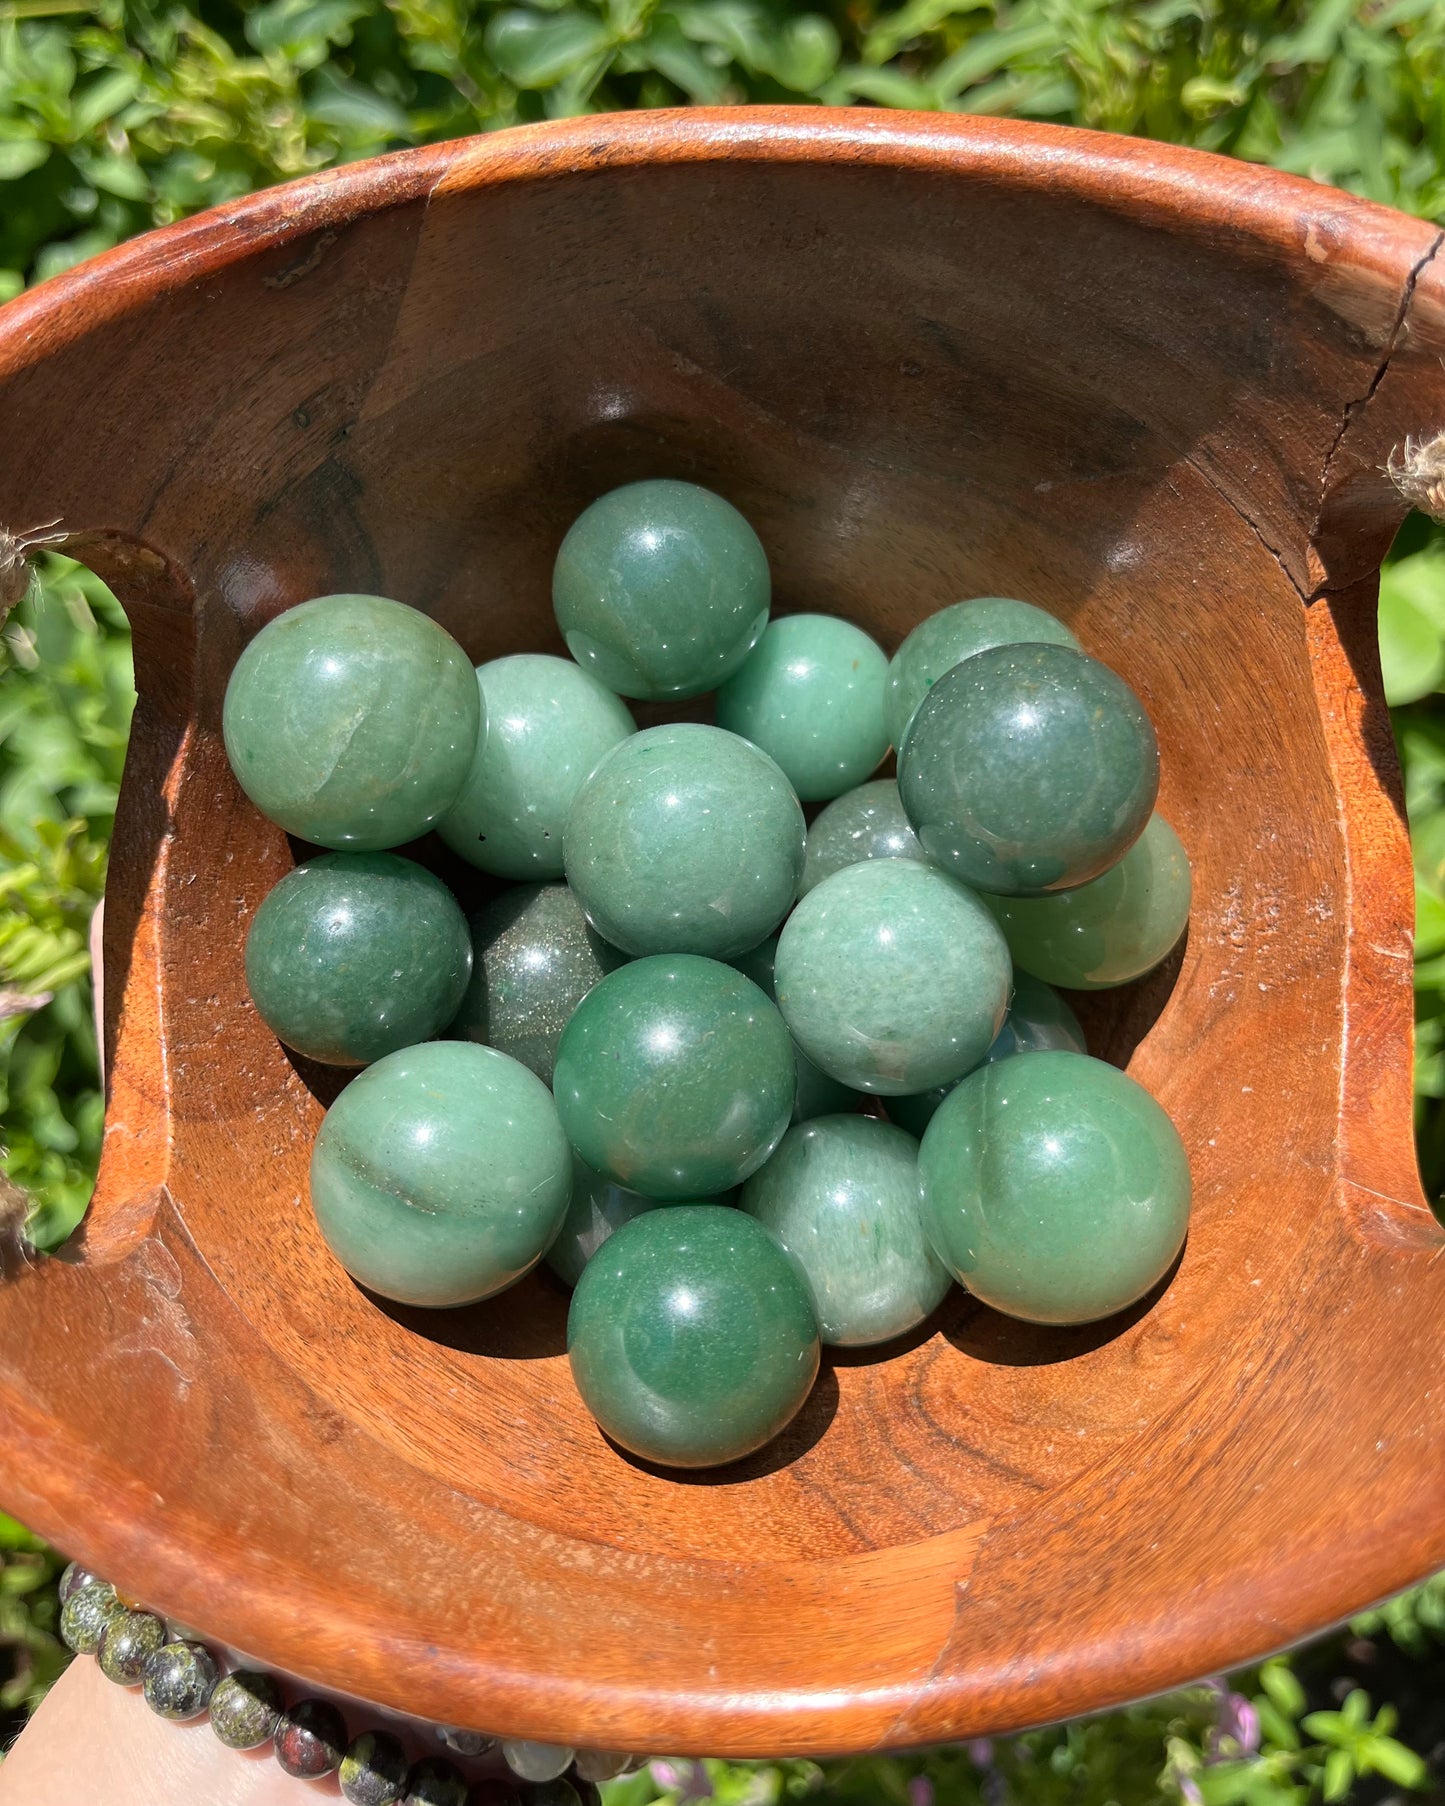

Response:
(3, 0), (1445, 1795)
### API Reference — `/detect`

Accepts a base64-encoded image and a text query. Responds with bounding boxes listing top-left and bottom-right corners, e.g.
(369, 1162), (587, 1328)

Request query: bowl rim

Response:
(1, 105), (1438, 385)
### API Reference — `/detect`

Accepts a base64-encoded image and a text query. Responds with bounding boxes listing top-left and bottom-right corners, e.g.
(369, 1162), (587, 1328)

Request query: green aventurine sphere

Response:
(222, 594), (480, 850)
(545, 1155), (733, 1287)
(567, 1205), (819, 1467)
(983, 814), (1192, 989)
(728, 936), (859, 1121)
(886, 596), (1081, 750)
(742, 1115), (949, 1346)
(553, 479), (770, 700)
(775, 859), (1011, 1095)
(565, 724), (805, 959)
(452, 883), (626, 1085)
(438, 654), (635, 879)
(800, 779), (926, 895)
(553, 955), (795, 1198)
(899, 642), (1159, 895)
(886, 970), (1086, 1136)
(245, 853), (471, 1068)
(918, 1051), (1190, 1325)
(310, 1041), (571, 1307)
(716, 613), (889, 801)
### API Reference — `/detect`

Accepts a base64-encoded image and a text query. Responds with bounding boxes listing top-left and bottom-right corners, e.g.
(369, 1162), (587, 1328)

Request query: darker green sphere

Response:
(568, 1204), (820, 1467)
(552, 479), (770, 700)
(898, 642), (1159, 895)
(246, 853), (471, 1067)
(553, 955), (795, 1199)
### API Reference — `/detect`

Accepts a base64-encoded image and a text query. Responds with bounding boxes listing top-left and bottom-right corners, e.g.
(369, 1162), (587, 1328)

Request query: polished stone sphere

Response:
(918, 1050), (1190, 1325)
(245, 852), (471, 1068)
(552, 479), (770, 700)
(742, 1114), (949, 1346)
(565, 723), (805, 959)
(728, 935), (859, 1121)
(898, 642), (1159, 895)
(886, 971), (1086, 1136)
(800, 779), (926, 895)
(553, 955), (795, 1198)
(438, 653), (634, 879)
(311, 1041), (572, 1307)
(716, 613), (889, 800)
(983, 813), (1191, 989)
(567, 1204), (819, 1467)
(545, 1155), (734, 1288)
(452, 883), (626, 1085)
(222, 594), (480, 850)
(775, 859), (1011, 1095)
(886, 596), (1080, 749)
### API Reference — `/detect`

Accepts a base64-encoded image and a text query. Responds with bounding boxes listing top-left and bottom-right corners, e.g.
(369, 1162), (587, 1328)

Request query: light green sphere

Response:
(918, 1051), (1190, 1325)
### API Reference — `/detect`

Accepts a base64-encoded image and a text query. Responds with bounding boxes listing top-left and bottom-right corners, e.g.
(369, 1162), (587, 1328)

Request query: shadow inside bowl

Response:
(604, 1362), (841, 1485)
(941, 1242), (1187, 1369)
(366, 1265), (570, 1360)
(1066, 929), (1190, 1072)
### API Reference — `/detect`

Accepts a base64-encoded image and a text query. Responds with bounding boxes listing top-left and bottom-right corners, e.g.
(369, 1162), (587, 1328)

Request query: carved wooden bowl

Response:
(2, 110), (1444, 1757)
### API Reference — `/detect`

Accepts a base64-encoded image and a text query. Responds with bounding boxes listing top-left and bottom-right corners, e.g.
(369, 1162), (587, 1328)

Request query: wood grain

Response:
(0, 109), (1442, 1755)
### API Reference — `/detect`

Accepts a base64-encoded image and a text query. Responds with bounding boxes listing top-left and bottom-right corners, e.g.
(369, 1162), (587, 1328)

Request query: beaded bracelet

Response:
(57, 1563), (638, 1804)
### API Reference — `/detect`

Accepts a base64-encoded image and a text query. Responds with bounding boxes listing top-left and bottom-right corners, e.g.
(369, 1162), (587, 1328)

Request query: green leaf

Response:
(1258, 1660), (1307, 1720)
(305, 65), (411, 135)
(1378, 570), (1445, 704)
(1321, 1750), (1353, 1802)
(74, 151), (149, 200)
(1197, 1762), (1259, 1806)
(1339, 1689), (1369, 1731)
(1415, 878), (1445, 959)
(484, 9), (614, 88)
(0, 137), (48, 179)
(245, 0), (369, 59)
(821, 64), (938, 107)
(766, 15), (839, 90)
(1253, 1699), (1300, 1752)
(66, 66), (136, 136)
(636, 17), (728, 102)
(1301, 1711), (1345, 1742)
(1364, 1735), (1428, 1789)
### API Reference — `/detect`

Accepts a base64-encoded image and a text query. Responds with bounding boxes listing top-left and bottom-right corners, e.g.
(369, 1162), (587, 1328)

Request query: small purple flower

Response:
(1180, 1776), (1203, 1806)
(1207, 1691), (1260, 1761)
(650, 1759), (714, 1802)
(908, 1776), (934, 1806)
(967, 1739), (995, 1768)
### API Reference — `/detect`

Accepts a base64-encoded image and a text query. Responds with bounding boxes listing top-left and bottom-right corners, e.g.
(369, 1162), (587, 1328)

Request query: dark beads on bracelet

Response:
(57, 1561), (105, 1605)
(142, 1640), (219, 1721)
(97, 1608), (166, 1684)
(523, 1780), (585, 1806)
(58, 1580), (118, 1654)
(276, 1696), (349, 1779)
(341, 1728), (411, 1805)
(62, 1564), (644, 1803)
(406, 1756), (471, 1806)
(440, 1727), (498, 1758)
(209, 1668), (284, 1748)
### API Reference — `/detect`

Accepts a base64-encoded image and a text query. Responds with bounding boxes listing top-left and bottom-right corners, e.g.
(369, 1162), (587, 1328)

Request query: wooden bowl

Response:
(2, 109), (1444, 1758)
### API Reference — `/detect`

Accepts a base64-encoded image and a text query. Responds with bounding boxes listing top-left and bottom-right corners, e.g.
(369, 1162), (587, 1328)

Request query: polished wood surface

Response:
(0, 109), (1443, 1756)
